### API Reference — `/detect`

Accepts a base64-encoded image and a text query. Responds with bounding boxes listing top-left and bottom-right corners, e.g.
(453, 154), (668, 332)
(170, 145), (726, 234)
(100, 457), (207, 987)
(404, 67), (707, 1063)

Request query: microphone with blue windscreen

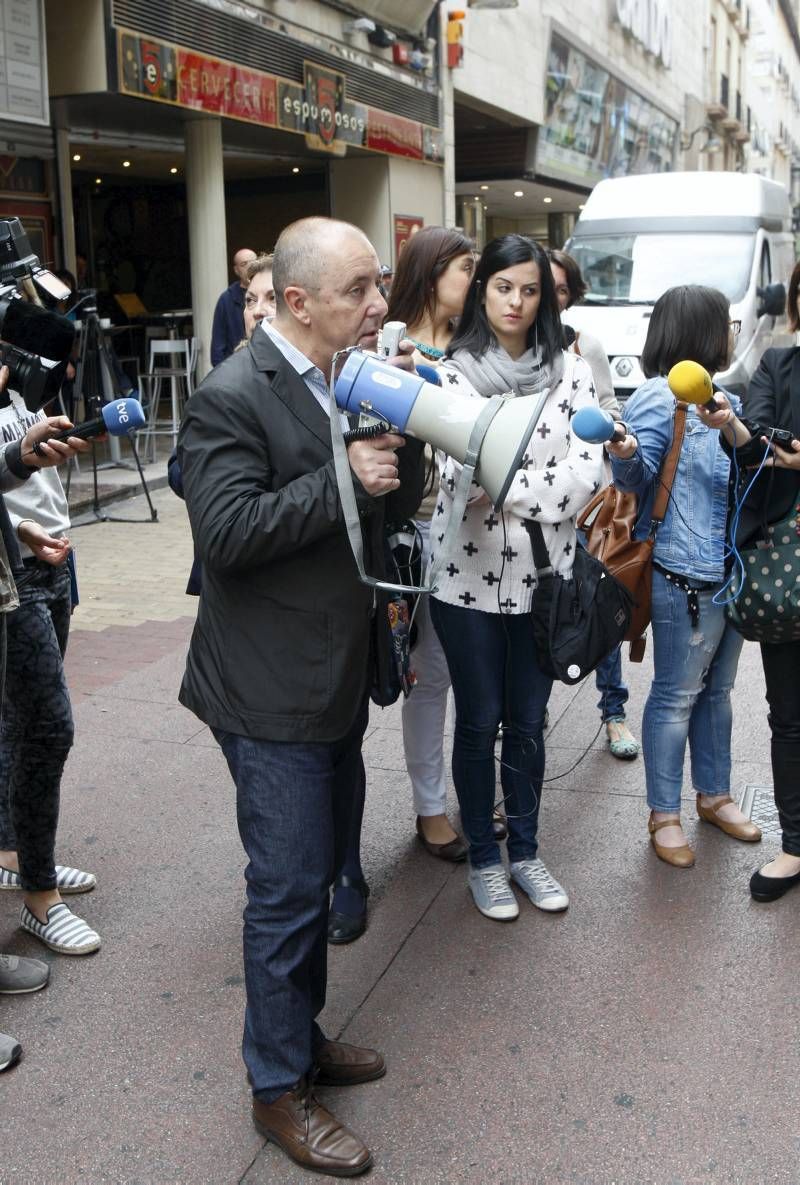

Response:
(571, 406), (628, 445)
(32, 397), (146, 454)
(415, 364), (441, 387)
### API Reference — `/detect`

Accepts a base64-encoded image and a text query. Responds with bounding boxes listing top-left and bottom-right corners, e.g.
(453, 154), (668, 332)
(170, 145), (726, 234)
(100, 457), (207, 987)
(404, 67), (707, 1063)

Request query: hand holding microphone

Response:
(21, 416), (92, 468)
(571, 406), (637, 459)
(30, 397), (146, 460)
(378, 320), (416, 374)
(666, 360), (752, 444)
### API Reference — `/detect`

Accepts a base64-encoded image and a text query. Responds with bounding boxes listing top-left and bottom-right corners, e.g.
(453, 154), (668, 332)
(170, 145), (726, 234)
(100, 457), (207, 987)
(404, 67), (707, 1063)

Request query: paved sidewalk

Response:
(1, 489), (798, 1184)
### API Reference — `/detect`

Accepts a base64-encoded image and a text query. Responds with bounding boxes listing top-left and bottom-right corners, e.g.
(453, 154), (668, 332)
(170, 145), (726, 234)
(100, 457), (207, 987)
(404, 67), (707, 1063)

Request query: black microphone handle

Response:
(609, 420), (628, 444)
(31, 415), (106, 455)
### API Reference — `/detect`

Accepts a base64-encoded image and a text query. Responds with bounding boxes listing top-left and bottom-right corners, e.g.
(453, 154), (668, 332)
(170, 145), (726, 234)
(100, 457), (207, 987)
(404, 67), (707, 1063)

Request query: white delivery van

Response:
(564, 172), (795, 401)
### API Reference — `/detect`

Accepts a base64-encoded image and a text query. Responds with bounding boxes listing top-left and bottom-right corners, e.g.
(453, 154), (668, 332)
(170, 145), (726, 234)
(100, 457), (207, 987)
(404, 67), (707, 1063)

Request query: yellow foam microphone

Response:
(667, 360), (723, 411)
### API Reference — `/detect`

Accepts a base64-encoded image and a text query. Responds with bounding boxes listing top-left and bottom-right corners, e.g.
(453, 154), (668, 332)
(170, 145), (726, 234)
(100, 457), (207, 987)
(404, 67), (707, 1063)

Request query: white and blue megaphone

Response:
(335, 352), (550, 509)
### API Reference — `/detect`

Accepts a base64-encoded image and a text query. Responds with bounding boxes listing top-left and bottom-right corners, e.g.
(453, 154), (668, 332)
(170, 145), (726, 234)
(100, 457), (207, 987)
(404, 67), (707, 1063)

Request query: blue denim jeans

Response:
(642, 569), (744, 813)
(429, 598), (553, 869)
(214, 698), (368, 1102)
(595, 644), (628, 721)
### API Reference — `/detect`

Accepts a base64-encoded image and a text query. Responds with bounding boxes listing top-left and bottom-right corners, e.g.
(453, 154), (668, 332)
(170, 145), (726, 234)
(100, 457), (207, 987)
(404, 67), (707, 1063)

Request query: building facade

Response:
(44, 0), (446, 373)
(448, 0), (800, 246)
(1, 0), (799, 376)
(745, 0), (800, 215)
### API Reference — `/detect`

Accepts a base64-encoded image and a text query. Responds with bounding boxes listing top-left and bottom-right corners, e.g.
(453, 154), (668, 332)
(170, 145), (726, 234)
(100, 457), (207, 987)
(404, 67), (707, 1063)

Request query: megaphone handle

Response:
(328, 364), (449, 595)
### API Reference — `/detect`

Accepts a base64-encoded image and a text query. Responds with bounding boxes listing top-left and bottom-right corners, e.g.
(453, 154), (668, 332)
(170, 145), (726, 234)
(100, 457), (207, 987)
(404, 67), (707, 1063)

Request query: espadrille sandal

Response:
(20, 903), (100, 955)
(0, 864), (96, 894)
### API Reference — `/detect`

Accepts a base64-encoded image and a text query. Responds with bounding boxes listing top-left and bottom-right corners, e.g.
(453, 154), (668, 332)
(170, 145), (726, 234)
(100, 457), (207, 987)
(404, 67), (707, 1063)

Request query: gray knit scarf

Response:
(447, 342), (564, 399)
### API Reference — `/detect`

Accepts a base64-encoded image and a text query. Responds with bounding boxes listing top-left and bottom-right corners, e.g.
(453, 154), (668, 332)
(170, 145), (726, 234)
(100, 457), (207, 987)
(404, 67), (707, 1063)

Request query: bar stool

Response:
(138, 337), (198, 462)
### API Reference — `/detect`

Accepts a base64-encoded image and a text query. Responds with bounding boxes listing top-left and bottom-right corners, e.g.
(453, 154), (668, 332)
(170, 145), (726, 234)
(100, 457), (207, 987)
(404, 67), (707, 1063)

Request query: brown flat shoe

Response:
(252, 1076), (372, 1177)
(648, 812), (695, 868)
(315, 1039), (386, 1087)
(415, 816), (467, 862)
(696, 795), (762, 842)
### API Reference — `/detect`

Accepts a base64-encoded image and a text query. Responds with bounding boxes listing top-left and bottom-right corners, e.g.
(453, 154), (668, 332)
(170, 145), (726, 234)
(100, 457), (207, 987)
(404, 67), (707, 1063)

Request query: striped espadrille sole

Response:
(0, 865), (96, 894)
(20, 903), (101, 955)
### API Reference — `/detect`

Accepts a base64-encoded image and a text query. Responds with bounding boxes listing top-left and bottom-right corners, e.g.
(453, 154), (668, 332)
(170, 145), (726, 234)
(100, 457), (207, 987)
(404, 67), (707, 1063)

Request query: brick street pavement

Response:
(68, 485), (198, 635)
(1, 487), (799, 1184)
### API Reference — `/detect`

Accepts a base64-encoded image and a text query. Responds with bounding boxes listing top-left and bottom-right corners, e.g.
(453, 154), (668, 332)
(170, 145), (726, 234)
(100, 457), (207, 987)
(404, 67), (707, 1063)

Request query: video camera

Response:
(0, 218), (78, 410)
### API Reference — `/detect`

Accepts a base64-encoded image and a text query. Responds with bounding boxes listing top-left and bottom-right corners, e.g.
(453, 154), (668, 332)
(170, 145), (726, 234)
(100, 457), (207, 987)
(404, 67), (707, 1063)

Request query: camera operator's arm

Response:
(0, 366), (89, 487)
(18, 416), (91, 469)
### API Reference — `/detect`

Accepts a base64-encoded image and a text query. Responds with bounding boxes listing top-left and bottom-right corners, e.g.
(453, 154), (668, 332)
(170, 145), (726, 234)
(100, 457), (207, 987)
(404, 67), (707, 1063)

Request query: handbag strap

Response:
(649, 403), (687, 533)
(523, 519), (552, 576)
(527, 399), (689, 576)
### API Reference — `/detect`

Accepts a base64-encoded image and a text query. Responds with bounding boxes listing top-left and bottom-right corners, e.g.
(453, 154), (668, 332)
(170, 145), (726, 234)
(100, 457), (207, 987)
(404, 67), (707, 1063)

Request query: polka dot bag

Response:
(726, 501), (800, 642)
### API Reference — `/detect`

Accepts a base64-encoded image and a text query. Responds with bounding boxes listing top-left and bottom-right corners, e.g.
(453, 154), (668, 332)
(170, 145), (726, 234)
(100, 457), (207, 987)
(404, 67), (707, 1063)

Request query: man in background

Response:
(210, 247), (257, 366)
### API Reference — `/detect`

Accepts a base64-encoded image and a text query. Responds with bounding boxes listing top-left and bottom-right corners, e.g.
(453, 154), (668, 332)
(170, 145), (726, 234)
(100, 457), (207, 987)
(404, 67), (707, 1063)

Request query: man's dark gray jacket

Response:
(177, 329), (424, 742)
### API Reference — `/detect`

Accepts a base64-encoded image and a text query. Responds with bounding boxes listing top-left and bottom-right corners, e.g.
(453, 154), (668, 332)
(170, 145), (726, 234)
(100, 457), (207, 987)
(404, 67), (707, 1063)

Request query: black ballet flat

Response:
(749, 866), (800, 902)
(327, 875), (369, 945)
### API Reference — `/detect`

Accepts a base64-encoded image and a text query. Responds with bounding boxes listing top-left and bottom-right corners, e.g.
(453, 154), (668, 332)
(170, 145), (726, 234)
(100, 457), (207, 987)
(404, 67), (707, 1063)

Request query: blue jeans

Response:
(429, 598), (553, 869)
(595, 644), (628, 721)
(214, 698), (368, 1102)
(642, 569), (743, 813)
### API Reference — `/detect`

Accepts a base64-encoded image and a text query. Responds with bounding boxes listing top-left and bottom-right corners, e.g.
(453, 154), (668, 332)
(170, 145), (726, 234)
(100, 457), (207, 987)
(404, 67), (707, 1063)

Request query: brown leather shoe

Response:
(696, 794), (762, 842)
(415, 816), (467, 862)
(252, 1076), (372, 1177)
(648, 812), (695, 868)
(315, 1039), (386, 1086)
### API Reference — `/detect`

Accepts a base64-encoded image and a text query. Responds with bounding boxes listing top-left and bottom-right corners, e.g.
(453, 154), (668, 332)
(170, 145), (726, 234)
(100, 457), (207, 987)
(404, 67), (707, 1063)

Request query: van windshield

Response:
(569, 233), (755, 305)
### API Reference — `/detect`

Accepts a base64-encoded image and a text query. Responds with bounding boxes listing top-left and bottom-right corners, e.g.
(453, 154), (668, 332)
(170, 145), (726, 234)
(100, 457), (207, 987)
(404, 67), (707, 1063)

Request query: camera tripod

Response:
(66, 295), (158, 526)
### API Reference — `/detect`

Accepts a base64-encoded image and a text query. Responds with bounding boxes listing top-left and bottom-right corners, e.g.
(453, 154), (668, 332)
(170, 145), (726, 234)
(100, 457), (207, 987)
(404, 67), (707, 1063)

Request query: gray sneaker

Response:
(510, 859), (569, 912)
(467, 864), (519, 921)
(0, 952), (50, 994)
(0, 1031), (21, 1072)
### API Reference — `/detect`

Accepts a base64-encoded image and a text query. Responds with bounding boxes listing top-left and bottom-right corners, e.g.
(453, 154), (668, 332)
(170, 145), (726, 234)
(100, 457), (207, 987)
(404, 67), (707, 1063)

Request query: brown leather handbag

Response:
(577, 404), (687, 660)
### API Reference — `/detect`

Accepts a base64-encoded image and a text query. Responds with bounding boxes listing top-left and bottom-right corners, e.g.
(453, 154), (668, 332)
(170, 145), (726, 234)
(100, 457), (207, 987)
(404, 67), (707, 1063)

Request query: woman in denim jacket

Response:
(608, 286), (761, 867)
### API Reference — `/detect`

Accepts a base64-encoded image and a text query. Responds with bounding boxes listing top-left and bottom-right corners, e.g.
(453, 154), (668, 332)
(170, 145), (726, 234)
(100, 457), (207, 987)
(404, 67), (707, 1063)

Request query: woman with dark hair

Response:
(390, 227), (475, 856)
(607, 284), (759, 868)
(427, 234), (604, 921)
(328, 226), (476, 944)
(548, 248), (639, 761)
(690, 263), (800, 900)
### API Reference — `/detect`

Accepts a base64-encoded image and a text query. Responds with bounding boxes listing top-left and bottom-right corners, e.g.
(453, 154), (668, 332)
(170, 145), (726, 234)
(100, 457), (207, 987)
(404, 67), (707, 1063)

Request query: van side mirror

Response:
(757, 282), (786, 318)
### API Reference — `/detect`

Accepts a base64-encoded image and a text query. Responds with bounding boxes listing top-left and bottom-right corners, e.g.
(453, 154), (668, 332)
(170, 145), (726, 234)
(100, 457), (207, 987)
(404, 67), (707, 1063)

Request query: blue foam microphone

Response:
(33, 397), (146, 452)
(415, 364), (441, 387)
(572, 406), (627, 445)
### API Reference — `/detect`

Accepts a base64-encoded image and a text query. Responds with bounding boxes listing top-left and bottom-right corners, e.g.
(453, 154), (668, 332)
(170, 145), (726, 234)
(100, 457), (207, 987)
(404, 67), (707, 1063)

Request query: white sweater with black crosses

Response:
(429, 349), (604, 615)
